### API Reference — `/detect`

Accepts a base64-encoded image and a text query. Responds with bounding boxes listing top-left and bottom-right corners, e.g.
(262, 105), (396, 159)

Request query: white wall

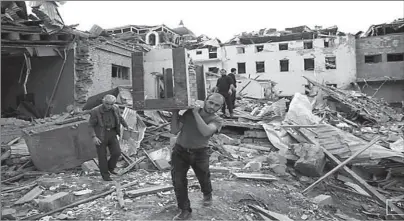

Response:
(190, 35), (357, 96)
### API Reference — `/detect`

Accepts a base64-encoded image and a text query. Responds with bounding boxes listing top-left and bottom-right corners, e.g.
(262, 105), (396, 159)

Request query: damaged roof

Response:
(360, 18), (404, 38)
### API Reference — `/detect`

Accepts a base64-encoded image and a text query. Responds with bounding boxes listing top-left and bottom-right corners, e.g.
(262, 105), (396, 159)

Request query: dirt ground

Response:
(1, 164), (386, 221)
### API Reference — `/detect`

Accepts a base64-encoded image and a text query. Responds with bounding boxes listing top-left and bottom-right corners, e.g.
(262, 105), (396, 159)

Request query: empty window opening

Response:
(157, 75), (165, 98)
(280, 60), (289, 72)
(304, 41), (313, 49)
(387, 53), (404, 62)
(325, 56), (336, 69)
(256, 61), (265, 73)
(326, 84), (337, 88)
(148, 33), (157, 46)
(237, 47), (245, 54)
(365, 54), (382, 63)
(279, 43), (288, 51)
(208, 67), (219, 73)
(324, 40), (329, 48)
(237, 63), (246, 74)
(256, 45), (264, 52)
(209, 47), (217, 59)
(196, 50), (202, 55)
(304, 58), (315, 71)
(112, 65), (129, 80)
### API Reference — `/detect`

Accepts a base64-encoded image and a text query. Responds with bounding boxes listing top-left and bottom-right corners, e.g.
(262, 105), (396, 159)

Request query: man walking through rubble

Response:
(228, 68), (237, 107)
(170, 93), (225, 220)
(89, 94), (128, 181)
(215, 69), (235, 118)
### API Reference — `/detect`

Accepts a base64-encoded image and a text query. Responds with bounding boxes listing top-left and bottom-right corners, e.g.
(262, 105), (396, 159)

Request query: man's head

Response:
(102, 94), (116, 110)
(204, 93), (225, 114)
(219, 69), (227, 76)
(231, 68), (236, 74)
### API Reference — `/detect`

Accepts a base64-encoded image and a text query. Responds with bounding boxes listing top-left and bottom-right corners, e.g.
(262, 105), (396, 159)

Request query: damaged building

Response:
(1, 1), (146, 118)
(189, 25), (357, 97)
(356, 18), (404, 105)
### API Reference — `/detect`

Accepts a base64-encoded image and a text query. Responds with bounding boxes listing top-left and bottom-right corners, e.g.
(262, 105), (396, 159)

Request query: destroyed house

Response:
(355, 18), (404, 104)
(189, 25), (356, 97)
(1, 1), (144, 119)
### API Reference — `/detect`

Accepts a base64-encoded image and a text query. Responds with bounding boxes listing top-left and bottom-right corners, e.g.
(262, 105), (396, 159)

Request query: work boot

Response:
(109, 169), (119, 175)
(203, 193), (212, 206)
(172, 209), (192, 220)
(102, 176), (113, 181)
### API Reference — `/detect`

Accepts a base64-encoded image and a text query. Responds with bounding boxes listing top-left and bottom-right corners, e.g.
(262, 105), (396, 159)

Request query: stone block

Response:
(155, 159), (171, 170)
(1, 208), (16, 220)
(81, 160), (99, 172)
(293, 144), (326, 177)
(312, 194), (333, 206)
(38, 192), (74, 212)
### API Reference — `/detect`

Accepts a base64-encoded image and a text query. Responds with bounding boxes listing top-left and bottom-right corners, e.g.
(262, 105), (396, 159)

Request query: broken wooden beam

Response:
(22, 181), (138, 220)
(232, 173), (278, 181)
(14, 186), (43, 205)
(280, 124), (325, 128)
(125, 185), (173, 198)
(302, 136), (380, 193)
(248, 205), (294, 221)
(118, 156), (146, 176)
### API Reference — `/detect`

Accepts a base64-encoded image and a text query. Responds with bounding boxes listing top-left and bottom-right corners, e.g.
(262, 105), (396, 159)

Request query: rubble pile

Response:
(1, 81), (404, 220)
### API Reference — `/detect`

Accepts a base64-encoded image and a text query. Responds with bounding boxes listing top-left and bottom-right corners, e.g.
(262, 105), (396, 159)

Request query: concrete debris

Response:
(38, 192), (74, 212)
(291, 143), (326, 177)
(312, 194), (333, 206)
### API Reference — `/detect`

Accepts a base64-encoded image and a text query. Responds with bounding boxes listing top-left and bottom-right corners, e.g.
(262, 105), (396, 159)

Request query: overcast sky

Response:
(55, 1), (403, 41)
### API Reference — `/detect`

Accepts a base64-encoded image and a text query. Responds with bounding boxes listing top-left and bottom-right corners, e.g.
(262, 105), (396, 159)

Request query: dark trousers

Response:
(231, 92), (236, 107)
(219, 92), (233, 115)
(96, 129), (121, 178)
(171, 144), (212, 211)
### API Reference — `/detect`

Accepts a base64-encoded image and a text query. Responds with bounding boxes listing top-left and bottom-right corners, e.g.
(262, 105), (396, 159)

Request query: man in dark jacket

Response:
(228, 68), (237, 107)
(215, 69), (235, 117)
(89, 95), (128, 181)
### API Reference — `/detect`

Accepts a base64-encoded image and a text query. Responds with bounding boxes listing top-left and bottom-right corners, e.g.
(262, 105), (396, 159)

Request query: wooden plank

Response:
(232, 173), (278, 181)
(172, 48), (189, 107)
(164, 68), (174, 98)
(118, 156), (146, 176)
(302, 136), (380, 193)
(126, 185), (173, 198)
(132, 52), (145, 109)
(14, 186), (43, 205)
(195, 65), (207, 100)
(248, 205), (294, 221)
(115, 182), (125, 208)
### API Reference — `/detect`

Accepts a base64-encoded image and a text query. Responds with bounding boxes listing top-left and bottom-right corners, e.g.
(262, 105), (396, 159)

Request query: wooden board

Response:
(126, 185), (173, 197)
(232, 173), (277, 181)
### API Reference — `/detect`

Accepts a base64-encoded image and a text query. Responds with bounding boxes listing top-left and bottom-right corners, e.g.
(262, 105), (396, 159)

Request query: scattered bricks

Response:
(1, 208), (17, 220)
(38, 192), (74, 212)
(244, 130), (267, 138)
(293, 144), (326, 177)
(312, 194), (333, 206)
(81, 160), (99, 173)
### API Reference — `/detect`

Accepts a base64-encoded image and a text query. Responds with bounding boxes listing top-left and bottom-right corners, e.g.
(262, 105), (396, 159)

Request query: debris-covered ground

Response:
(2, 82), (404, 220)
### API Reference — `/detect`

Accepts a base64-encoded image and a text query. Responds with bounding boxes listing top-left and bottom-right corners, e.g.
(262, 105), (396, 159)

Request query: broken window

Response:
(324, 39), (329, 48)
(304, 58), (315, 71)
(280, 60), (289, 72)
(364, 54), (382, 63)
(237, 47), (245, 54)
(237, 63), (246, 74)
(209, 47), (217, 59)
(325, 56), (336, 69)
(256, 61), (265, 73)
(304, 41), (313, 49)
(279, 43), (288, 51)
(111, 65), (129, 80)
(387, 53), (404, 62)
(255, 45), (264, 53)
(208, 67), (219, 73)
(196, 50), (202, 55)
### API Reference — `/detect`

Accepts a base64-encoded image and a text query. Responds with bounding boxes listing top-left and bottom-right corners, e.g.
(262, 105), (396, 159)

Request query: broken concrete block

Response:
(1, 208), (16, 220)
(312, 194), (333, 206)
(154, 159), (170, 170)
(243, 161), (262, 172)
(293, 144), (325, 177)
(81, 160), (99, 172)
(14, 186), (43, 205)
(38, 192), (74, 212)
(270, 164), (287, 176)
(244, 130), (267, 138)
